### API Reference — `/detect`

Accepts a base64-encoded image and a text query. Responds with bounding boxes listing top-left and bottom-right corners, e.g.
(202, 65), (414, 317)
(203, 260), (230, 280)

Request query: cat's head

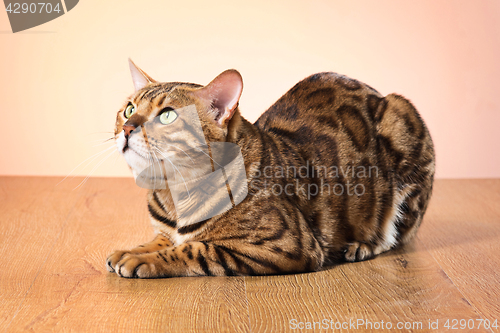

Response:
(115, 59), (243, 181)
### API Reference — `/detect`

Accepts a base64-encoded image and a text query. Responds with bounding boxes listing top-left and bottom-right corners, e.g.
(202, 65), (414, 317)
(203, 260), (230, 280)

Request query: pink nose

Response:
(123, 125), (136, 137)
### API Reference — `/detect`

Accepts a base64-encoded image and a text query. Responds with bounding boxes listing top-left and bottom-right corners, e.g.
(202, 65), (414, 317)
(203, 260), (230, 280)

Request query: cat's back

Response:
(254, 72), (385, 158)
(255, 71), (383, 126)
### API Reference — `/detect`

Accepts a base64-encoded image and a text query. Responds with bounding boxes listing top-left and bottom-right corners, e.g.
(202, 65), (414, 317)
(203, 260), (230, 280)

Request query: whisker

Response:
(87, 135), (115, 141)
(149, 150), (158, 191)
(73, 149), (117, 190)
(154, 141), (195, 165)
(58, 145), (116, 186)
(191, 144), (223, 169)
(84, 131), (115, 137)
(91, 138), (116, 147)
(154, 148), (191, 200)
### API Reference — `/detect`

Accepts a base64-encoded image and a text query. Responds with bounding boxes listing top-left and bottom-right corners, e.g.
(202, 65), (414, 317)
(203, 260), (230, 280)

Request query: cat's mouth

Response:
(122, 143), (129, 154)
(122, 145), (179, 168)
(123, 145), (147, 160)
(122, 142), (141, 156)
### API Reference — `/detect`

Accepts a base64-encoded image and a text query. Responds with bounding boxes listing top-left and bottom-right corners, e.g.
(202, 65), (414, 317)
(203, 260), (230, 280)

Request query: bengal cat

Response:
(106, 60), (435, 278)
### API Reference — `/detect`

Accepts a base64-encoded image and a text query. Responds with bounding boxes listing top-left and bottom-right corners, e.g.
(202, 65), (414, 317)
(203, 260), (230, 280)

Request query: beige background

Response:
(0, 0), (499, 179)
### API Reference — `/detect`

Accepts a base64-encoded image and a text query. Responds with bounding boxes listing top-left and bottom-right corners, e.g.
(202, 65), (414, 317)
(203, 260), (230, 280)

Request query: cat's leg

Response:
(106, 234), (173, 273)
(343, 184), (417, 262)
(112, 239), (324, 278)
(343, 183), (431, 262)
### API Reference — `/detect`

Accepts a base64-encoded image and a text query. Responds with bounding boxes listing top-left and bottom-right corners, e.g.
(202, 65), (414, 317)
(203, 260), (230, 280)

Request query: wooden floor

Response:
(1, 177), (499, 332)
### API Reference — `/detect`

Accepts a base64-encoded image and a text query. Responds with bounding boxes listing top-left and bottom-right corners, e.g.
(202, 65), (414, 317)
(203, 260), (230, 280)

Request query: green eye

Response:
(159, 110), (178, 125)
(124, 104), (135, 118)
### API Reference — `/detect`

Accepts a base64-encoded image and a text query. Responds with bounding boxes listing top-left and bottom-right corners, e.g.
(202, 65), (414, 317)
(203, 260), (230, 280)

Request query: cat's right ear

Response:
(192, 69), (243, 127)
(128, 59), (156, 91)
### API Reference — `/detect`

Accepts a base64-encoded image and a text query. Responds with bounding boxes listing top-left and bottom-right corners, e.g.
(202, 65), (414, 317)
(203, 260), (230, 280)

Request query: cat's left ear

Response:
(193, 69), (243, 127)
(128, 58), (156, 91)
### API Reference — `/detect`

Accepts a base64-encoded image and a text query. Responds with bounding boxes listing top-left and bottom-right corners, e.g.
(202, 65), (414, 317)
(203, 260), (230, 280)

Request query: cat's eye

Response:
(124, 104), (135, 118)
(159, 110), (178, 125)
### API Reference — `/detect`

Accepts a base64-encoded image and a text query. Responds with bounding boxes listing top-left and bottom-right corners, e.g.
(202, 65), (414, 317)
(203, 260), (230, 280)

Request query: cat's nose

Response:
(123, 114), (147, 138)
(123, 125), (136, 137)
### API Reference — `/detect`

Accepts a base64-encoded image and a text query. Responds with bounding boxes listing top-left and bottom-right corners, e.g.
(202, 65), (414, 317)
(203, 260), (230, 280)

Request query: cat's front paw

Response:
(115, 253), (158, 278)
(344, 242), (374, 262)
(106, 250), (129, 273)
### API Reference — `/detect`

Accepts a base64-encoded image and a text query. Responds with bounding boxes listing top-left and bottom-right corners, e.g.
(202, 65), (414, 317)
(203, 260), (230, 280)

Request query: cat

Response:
(106, 60), (435, 278)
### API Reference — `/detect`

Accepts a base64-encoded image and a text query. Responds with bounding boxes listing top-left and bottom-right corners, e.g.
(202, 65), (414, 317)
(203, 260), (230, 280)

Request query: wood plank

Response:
(420, 179), (500, 329)
(6, 177), (250, 333)
(0, 177), (83, 329)
(245, 238), (485, 333)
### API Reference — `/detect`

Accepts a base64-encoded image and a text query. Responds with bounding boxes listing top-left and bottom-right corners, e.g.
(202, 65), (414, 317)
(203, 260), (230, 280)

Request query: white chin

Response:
(116, 132), (149, 174)
(123, 148), (150, 174)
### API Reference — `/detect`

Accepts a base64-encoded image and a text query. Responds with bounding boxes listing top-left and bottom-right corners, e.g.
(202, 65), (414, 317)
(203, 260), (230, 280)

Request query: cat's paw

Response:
(115, 253), (158, 278)
(106, 250), (129, 273)
(344, 242), (374, 262)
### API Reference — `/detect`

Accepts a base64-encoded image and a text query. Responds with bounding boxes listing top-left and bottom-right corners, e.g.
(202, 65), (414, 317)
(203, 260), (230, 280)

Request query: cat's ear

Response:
(128, 58), (156, 91)
(193, 69), (243, 127)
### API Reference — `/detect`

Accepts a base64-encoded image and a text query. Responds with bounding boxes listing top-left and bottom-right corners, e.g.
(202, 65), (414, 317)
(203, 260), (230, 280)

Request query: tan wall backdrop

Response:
(1, 0), (499, 179)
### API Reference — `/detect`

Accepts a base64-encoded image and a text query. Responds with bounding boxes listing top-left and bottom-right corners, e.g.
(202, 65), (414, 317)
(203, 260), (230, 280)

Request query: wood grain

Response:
(245, 239), (485, 332)
(5, 177), (249, 333)
(419, 179), (500, 328)
(1, 177), (499, 332)
(0, 177), (83, 330)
